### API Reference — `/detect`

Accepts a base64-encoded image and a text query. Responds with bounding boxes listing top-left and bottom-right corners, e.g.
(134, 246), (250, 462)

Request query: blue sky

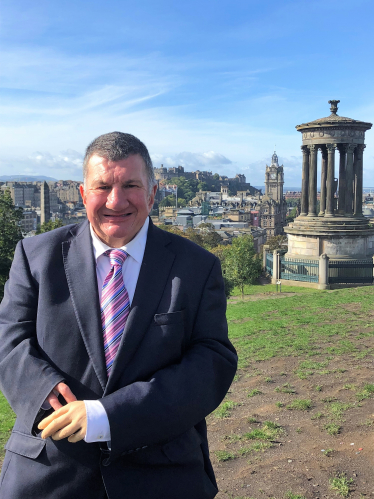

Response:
(1, 0), (373, 186)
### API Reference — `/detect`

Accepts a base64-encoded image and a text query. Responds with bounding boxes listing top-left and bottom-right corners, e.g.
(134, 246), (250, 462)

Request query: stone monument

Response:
(40, 181), (50, 225)
(285, 100), (374, 259)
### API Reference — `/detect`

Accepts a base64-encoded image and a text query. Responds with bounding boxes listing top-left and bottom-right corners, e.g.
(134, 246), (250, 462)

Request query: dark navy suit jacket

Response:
(0, 219), (237, 499)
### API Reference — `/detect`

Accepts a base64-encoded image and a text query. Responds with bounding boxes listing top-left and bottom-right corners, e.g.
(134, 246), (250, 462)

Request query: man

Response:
(0, 132), (237, 499)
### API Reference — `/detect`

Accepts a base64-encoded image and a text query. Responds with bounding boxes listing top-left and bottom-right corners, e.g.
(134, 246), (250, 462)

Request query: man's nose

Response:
(106, 186), (129, 209)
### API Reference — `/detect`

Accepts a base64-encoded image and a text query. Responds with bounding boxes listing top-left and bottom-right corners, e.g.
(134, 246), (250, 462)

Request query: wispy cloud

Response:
(0, 150), (84, 180)
(151, 151), (233, 171)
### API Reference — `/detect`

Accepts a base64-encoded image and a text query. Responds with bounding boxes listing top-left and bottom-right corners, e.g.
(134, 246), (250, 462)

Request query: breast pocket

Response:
(153, 310), (185, 326)
(141, 311), (186, 368)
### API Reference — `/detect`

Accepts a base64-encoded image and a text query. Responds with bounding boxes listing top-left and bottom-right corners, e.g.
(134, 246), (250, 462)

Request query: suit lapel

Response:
(62, 221), (107, 391)
(104, 221), (175, 394)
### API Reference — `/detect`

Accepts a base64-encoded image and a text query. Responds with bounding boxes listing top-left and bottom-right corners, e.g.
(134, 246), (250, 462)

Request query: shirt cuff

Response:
(84, 400), (111, 443)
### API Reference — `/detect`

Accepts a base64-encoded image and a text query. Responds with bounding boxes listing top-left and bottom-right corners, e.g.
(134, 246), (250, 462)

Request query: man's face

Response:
(80, 154), (156, 247)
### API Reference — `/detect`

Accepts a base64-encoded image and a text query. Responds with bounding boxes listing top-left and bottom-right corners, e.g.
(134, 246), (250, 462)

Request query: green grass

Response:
(214, 400), (237, 418)
(241, 441), (272, 453)
(248, 389), (262, 397)
(322, 448), (334, 457)
(0, 391), (16, 460)
(327, 402), (353, 420)
(215, 439), (273, 462)
(215, 450), (236, 462)
(325, 423), (341, 435)
(244, 421), (282, 441)
(311, 411), (324, 420)
(275, 383), (296, 394)
(285, 492), (306, 499)
(227, 286), (374, 368)
(286, 399), (312, 411)
(356, 383), (374, 401)
(329, 473), (354, 497)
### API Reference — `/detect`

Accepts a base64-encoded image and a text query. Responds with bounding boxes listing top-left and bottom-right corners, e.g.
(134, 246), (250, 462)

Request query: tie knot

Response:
(105, 249), (128, 267)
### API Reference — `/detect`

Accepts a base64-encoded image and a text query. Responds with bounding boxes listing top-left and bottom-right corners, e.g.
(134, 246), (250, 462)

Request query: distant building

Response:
(20, 210), (38, 233)
(259, 152), (287, 238)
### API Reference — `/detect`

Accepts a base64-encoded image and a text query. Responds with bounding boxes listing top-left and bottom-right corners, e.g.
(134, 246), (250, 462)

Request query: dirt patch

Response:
(208, 351), (374, 499)
(230, 293), (298, 303)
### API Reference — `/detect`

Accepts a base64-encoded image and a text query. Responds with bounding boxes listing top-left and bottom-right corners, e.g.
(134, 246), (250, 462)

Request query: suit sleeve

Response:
(0, 240), (65, 433)
(100, 257), (238, 461)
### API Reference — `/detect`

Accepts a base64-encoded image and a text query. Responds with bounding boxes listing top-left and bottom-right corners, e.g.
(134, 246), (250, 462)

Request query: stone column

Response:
(319, 146), (327, 216)
(300, 146), (309, 216)
(308, 145), (318, 217)
(272, 249), (280, 284)
(325, 144), (336, 217)
(354, 144), (365, 216)
(263, 245), (270, 269)
(338, 144), (347, 215)
(345, 144), (355, 216)
(318, 253), (329, 290)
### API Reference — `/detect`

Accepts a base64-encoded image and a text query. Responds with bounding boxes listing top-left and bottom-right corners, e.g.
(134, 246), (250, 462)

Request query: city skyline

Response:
(1, 0), (373, 186)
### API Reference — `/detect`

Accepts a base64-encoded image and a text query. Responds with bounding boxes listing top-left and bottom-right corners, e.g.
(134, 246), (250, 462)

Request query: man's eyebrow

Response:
(90, 179), (109, 187)
(123, 179), (142, 185)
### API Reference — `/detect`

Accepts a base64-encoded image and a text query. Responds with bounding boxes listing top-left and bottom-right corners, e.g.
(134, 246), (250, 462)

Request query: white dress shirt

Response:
(83, 217), (149, 443)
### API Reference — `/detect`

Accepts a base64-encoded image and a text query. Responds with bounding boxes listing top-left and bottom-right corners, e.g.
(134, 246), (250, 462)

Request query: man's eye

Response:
(98, 186), (110, 190)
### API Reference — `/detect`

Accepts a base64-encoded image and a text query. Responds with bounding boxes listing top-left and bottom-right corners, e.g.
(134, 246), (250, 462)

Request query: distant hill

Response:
(0, 175), (58, 182)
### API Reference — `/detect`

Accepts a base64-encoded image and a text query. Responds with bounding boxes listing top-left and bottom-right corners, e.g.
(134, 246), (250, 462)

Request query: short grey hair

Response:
(83, 132), (156, 192)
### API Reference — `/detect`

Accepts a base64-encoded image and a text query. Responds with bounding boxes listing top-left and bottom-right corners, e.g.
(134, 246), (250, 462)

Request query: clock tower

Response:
(260, 151), (287, 238)
(265, 151), (284, 201)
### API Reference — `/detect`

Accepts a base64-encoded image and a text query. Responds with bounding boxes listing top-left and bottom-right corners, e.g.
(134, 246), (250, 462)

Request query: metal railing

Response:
(265, 252), (273, 276)
(280, 256), (319, 283)
(328, 259), (374, 284)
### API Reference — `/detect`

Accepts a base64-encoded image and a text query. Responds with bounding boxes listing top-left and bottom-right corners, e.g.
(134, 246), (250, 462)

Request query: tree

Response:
(0, 190), (23, 299)
(266, 234), (288, 252)
(223, 235), (262, 299)
(210, 244), (235, 298)
(198, 223), (222, 249)
(184, 227), (204, 247)
(36, 219), (64, 234)
(159, 195), (176, 208)
(286, 207), (297, 223)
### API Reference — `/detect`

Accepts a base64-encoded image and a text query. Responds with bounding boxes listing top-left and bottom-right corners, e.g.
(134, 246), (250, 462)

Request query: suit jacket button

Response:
(102, 457), (111, 466)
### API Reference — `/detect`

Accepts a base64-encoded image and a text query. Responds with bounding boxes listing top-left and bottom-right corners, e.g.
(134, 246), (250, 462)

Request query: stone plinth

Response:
(285, 215), (374, 259)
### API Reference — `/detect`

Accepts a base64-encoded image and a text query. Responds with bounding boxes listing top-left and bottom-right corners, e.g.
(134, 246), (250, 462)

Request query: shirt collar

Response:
(90, 217), (149, 264)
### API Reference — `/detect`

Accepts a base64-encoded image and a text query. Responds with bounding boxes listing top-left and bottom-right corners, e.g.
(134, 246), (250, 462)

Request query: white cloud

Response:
(151, 151), (233, 171)
(0, 150), (84, 180)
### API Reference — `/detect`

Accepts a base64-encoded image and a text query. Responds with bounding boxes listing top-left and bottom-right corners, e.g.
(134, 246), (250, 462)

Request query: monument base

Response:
(284, 215), (374, 259)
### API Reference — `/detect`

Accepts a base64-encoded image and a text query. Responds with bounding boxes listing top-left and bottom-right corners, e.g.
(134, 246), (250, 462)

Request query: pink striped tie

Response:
(101, 249), (130, 376)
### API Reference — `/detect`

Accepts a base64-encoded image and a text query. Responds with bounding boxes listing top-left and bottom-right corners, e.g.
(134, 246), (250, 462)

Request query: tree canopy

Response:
(221, 235), (262, 299)
(0, 190), (23, 299)
(266, 234), (288, 252)
(36, 219), (64, 234)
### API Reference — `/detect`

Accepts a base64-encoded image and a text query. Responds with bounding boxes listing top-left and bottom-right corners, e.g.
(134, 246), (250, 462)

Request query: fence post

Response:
(263, 245), (270, 269)
(272, 249), (279, 284)
(318, 253), (329, 290)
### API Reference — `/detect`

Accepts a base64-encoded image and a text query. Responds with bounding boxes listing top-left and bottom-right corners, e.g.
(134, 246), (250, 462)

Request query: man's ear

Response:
(148, 184), (157, 210)
(79, 184), (86, 206)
